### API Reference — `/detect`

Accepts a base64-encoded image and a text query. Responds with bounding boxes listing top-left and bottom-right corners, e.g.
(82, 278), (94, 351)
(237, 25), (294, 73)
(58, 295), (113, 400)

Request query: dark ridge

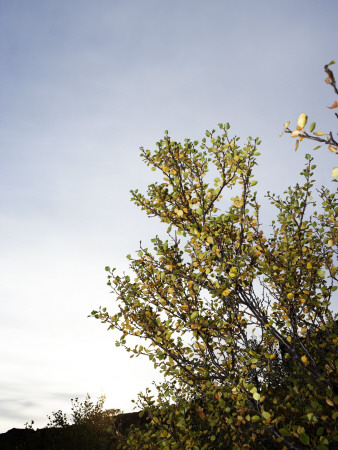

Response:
(0, 411), (148, 449)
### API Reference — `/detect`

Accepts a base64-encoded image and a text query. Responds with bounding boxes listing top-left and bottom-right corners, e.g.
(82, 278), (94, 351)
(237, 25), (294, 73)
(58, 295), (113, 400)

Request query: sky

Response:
(0, 0), (337, 433)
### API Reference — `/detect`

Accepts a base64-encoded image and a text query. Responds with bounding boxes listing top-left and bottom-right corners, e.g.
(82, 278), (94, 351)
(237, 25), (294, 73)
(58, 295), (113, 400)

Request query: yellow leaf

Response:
(331, 168), (338, 178)
(328, 145), (338, 153)
(307, 262), (312, 269)
(207, 236), (214, 244)
(301, 355), (308, 364)
(297, 113), (308, 130)
(287, 293), (294, 300)
(284, 121), (290, 129)
(313, 131), (325, 136)
(328, 239), (334, 247)
(326, 398), (334, 407)
(291, 130), (300, 137)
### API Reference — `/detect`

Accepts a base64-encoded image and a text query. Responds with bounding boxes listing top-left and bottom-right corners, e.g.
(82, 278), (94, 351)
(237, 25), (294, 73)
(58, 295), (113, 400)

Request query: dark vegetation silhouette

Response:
(0, 395), (148, 449)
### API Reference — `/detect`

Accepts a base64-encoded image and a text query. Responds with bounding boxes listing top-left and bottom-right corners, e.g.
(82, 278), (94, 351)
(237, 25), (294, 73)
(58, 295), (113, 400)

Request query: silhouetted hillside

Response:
(0, 411), (148, 449)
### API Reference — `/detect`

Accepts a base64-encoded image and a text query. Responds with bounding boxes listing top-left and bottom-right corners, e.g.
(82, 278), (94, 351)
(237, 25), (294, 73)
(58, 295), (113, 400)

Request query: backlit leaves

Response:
(93, 123), (338, 449)
(284, 61), (338, 177)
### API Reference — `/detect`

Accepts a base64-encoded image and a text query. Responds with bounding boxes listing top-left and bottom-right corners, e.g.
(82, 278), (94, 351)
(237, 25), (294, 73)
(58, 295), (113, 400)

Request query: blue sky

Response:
(0, 0), (337, 432)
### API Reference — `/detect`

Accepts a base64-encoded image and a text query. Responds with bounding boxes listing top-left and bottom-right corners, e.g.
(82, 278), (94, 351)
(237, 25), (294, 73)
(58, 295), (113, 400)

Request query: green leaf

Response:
(262, 411), (270, 419)
(280, 429), (290, 436)
(190, 311), (198, 320)
(300, 433), (310, 446)
(309, 122), (316, 132)
(251, 415), (260, 422)
(253, 392), (261, 401)
(250, 180), (258, 186)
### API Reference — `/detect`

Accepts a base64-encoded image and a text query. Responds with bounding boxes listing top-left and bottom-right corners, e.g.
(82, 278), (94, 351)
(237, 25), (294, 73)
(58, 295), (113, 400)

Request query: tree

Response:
(93, 124), (337, 449)
(283, 61), (338, 177)
(22, 394), (122, 450)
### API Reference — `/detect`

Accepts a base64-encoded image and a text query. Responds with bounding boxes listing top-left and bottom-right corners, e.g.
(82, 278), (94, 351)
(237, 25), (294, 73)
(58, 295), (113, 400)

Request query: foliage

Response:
(283, 61), (338, 177)
(24, 394), (121, 450)
(45, 393), (118, 429)
(93, 122), (338, 449)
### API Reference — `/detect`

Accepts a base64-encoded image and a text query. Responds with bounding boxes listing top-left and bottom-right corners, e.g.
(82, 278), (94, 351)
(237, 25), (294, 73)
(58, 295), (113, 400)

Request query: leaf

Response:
(280, 428), (290, 436)
(309, 122), (316, 132)
(331, 168), (338, 178)
(251, 415), (260, 422)
(327, 60), (336, 66)
(317, 270), (325, 278)
(313, 131), (325, 136)
(250, 180), (258, 186)
(328, 101), (338, 109)
(284, 121), (290, 129)
(297, 113), (308, 130)
(262, 411), (270, 419)
(190, 311), (198, 320)
(299, 432), (310, 446)
(253, 392), (260, 401)
(295, 140), (299, 151)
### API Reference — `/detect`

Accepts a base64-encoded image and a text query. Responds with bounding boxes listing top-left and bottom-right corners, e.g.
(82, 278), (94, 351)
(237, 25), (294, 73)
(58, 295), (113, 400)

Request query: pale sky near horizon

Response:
(1, 0), (337, 432)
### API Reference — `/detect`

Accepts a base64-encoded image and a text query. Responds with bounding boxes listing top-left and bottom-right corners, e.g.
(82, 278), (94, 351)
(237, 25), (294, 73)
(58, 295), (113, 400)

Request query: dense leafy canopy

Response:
(93, 122), (338, 449)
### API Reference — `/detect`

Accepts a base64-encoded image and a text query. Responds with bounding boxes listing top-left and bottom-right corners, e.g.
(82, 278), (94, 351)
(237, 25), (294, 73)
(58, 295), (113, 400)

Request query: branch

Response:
(324, 63), (338, 96)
